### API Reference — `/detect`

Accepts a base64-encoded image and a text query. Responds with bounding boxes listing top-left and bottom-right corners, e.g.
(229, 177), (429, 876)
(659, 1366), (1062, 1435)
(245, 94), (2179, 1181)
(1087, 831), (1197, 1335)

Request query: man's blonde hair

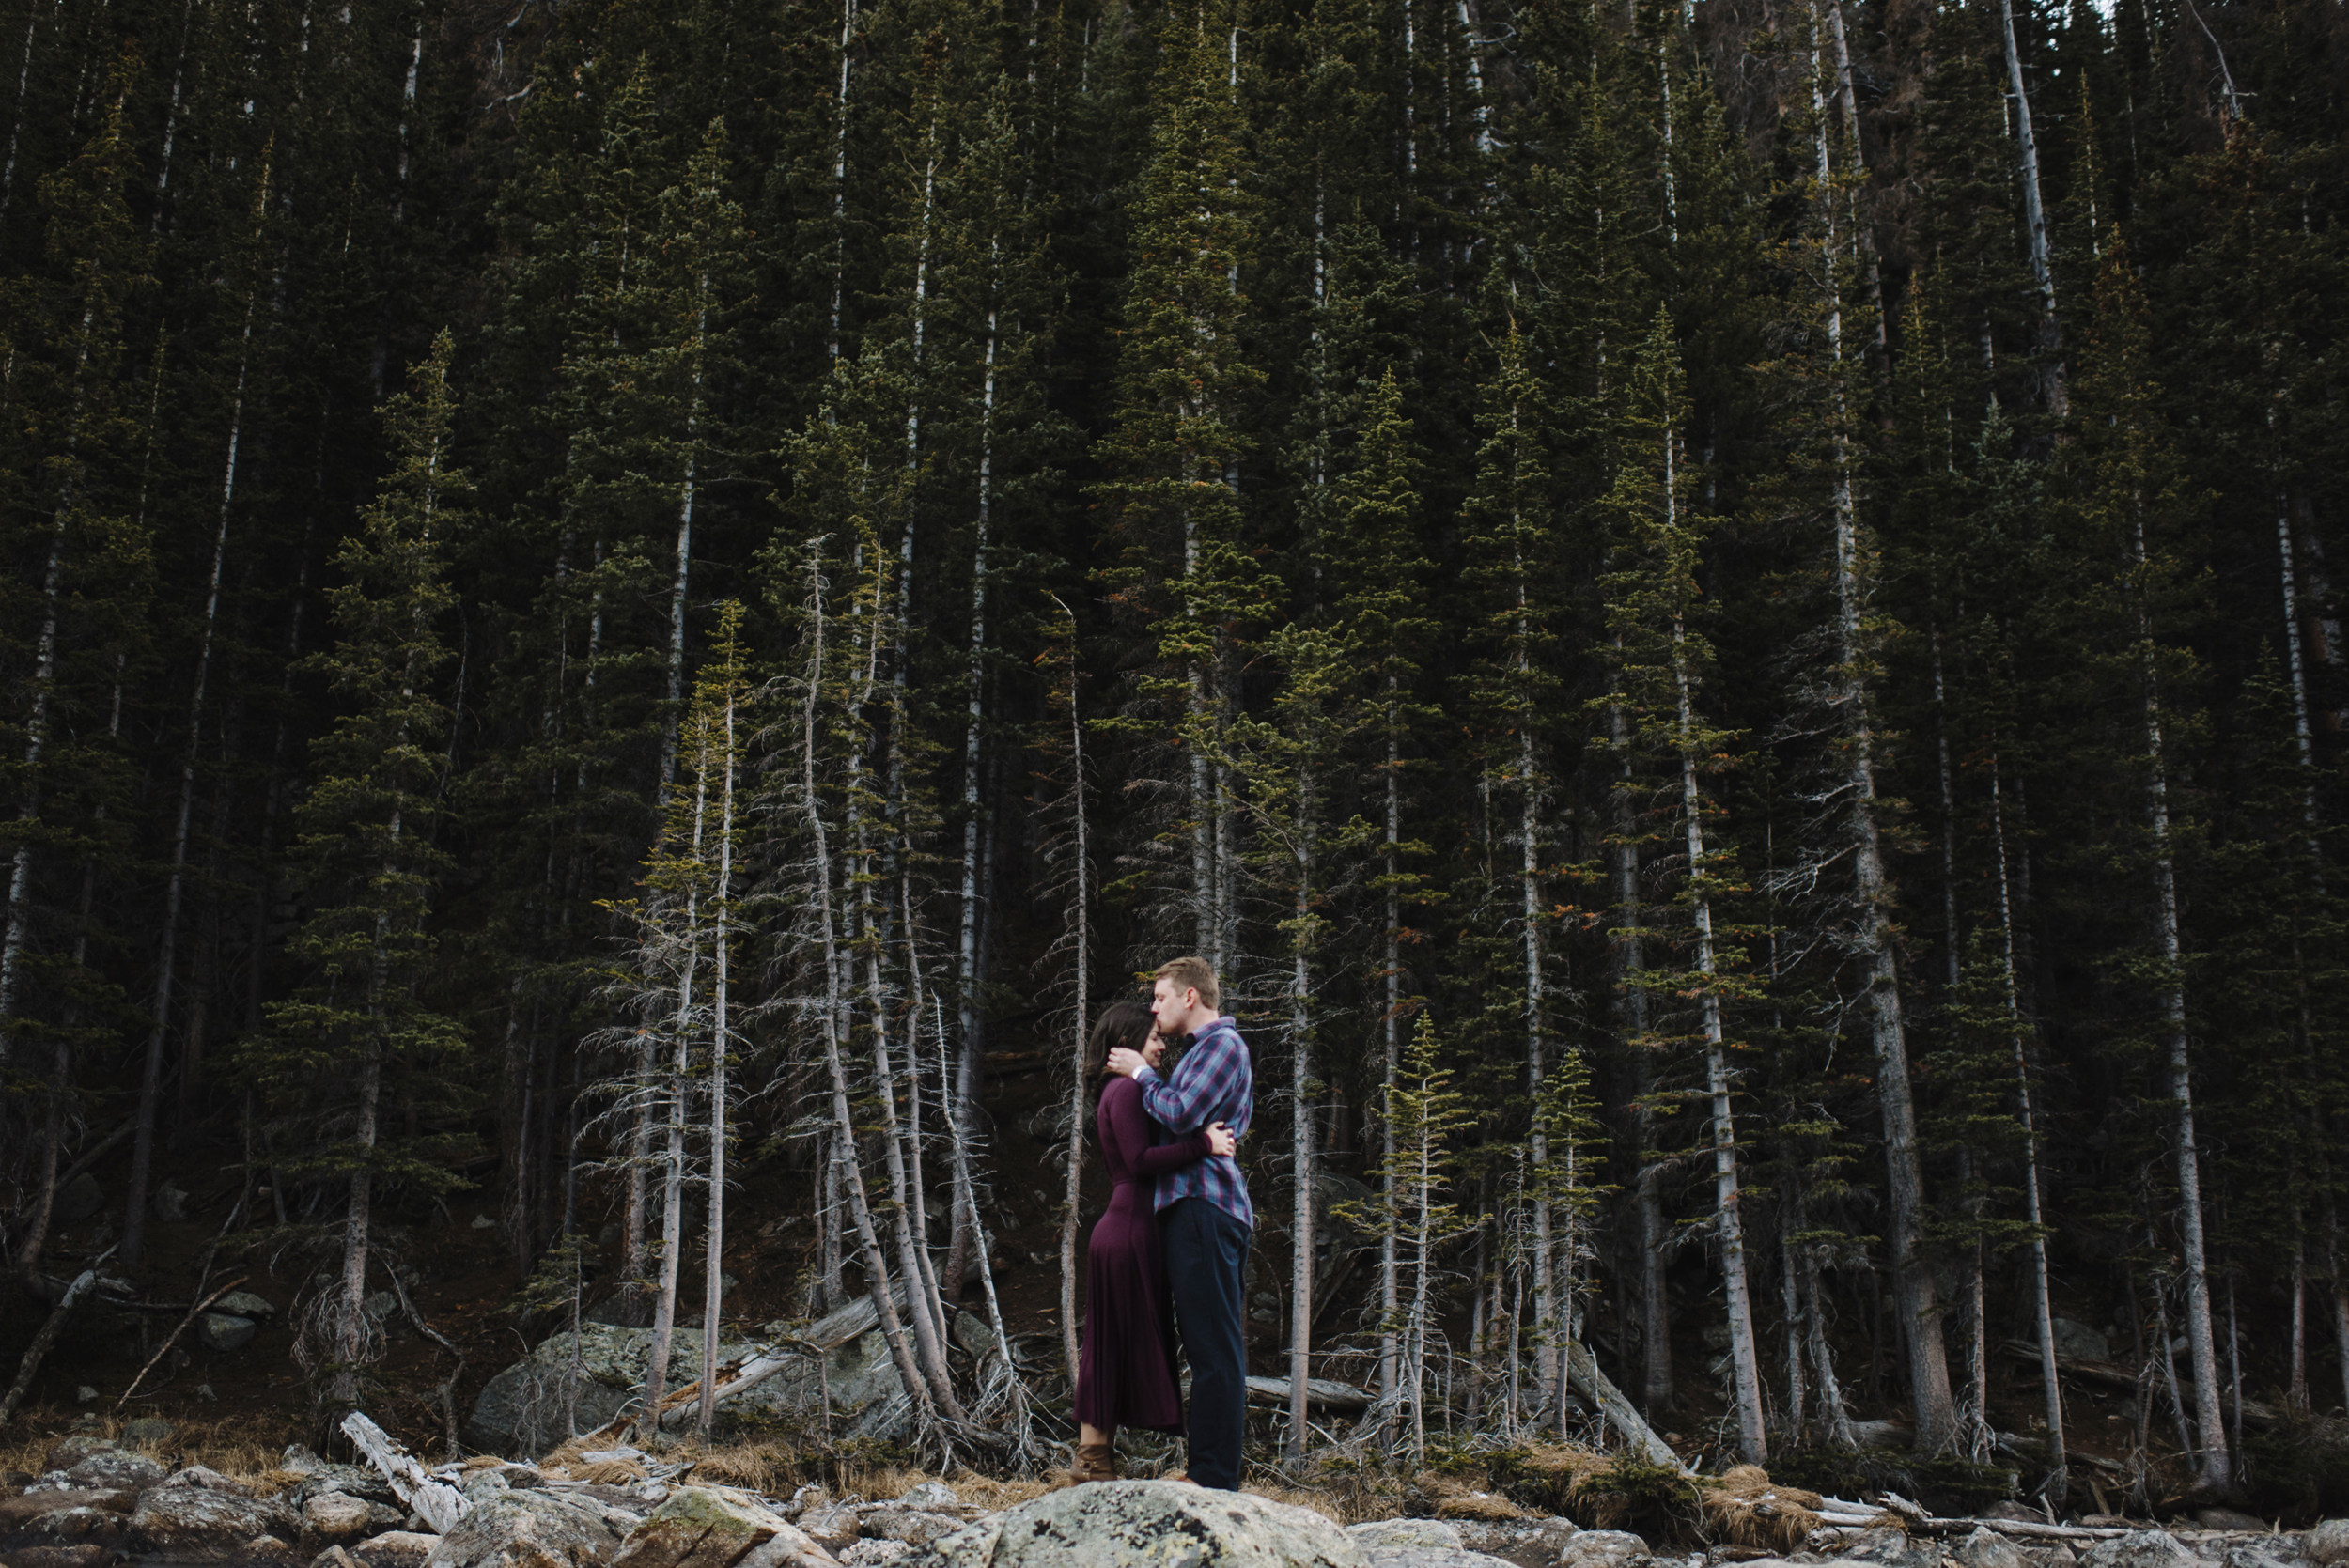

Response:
(1154, 955), (1219, 1012)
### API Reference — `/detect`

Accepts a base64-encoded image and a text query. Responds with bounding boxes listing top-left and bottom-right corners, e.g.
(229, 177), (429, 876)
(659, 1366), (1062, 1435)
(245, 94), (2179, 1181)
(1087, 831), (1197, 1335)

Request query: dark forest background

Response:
(3, 0), (2347, 1512)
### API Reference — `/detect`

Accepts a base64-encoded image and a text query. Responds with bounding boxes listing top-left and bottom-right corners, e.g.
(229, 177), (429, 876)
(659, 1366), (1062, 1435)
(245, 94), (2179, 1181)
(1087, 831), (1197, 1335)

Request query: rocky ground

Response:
(4, 1426), (2345, 1568)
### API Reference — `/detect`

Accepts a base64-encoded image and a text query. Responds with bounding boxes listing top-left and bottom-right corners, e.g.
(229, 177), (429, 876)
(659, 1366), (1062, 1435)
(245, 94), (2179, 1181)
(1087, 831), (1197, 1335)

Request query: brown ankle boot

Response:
(1072, 1442), (1117, 1483)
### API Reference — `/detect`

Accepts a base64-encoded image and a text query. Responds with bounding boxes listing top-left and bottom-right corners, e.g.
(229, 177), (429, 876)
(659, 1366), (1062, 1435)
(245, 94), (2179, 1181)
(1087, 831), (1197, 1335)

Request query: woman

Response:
(1071, 1001), (1237, 1483)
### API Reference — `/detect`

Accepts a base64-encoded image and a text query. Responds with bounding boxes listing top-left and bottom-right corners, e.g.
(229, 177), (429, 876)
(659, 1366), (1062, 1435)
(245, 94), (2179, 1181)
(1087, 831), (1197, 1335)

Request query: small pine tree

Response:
(247, 332), (473, 1432)
(1342, 1013), (1475, 1465)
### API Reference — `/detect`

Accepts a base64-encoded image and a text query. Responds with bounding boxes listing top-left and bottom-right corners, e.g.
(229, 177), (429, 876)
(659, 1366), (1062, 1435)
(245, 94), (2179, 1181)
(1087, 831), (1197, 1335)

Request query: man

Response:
(1105, 955), (1253, 1490)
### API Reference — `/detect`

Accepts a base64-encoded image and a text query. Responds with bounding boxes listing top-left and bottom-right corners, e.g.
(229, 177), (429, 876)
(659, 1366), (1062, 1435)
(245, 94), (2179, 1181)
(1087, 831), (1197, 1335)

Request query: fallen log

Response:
(1, 1244), (117, 1428)
(1244, 1374), (1372, 1412)
(342, 1411), (468, 1534)
(1564, 1341), (1682, 1470)
(1943, 1520), (2133, 1543)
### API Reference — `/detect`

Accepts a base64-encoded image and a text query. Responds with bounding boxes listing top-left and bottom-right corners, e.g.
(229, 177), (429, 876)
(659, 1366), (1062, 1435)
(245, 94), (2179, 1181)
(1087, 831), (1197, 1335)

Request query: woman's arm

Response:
(1108, 1081), (1209, 1174)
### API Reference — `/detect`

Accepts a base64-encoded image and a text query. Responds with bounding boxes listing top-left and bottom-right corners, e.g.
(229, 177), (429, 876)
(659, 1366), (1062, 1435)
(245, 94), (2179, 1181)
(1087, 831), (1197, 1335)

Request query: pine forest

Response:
(3, 0), (2348, 1520)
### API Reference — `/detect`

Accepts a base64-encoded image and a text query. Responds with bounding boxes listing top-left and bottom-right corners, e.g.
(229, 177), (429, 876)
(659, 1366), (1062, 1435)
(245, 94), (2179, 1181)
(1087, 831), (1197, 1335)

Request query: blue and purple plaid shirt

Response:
(1134, 1015), (1254, 1230)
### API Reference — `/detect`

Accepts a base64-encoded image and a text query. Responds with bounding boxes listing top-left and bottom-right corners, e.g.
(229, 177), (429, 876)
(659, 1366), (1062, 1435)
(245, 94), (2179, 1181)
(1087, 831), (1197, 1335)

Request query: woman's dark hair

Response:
(1084, 1001), (1157, 1115)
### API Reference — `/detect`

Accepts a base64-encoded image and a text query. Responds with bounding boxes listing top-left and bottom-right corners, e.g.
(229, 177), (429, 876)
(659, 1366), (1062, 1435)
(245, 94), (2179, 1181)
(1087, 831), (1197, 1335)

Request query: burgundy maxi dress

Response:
(1073, 1075), (1210, 1433)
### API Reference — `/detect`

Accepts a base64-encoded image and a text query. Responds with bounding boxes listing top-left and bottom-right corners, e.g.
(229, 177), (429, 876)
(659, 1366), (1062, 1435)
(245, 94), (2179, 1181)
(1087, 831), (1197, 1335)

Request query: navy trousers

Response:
(1161, 1196), (1251, 1489)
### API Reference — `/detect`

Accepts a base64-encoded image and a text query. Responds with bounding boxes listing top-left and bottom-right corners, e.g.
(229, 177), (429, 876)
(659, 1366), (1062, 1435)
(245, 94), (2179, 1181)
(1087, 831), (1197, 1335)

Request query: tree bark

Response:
(127, 270), (259, 1266)
(1991, 756), (2065, 1499)
(1997, 0), (2064, 414)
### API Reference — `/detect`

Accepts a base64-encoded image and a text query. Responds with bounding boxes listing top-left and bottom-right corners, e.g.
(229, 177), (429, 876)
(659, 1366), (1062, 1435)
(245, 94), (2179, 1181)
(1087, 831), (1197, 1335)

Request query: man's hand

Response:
(1205, 1122), (1237, 1158)
(1106, 1046), (1146, 1079)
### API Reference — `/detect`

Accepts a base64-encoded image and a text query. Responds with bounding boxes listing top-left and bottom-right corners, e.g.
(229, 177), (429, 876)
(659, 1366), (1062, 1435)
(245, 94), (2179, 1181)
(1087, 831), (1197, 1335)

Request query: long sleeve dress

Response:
(1073, 1075), (1210, 1433)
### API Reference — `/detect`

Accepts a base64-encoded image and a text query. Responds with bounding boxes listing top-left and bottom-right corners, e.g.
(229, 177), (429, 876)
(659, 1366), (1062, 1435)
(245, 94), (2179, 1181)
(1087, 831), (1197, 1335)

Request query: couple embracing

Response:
(1070, 956), (1254, 1490)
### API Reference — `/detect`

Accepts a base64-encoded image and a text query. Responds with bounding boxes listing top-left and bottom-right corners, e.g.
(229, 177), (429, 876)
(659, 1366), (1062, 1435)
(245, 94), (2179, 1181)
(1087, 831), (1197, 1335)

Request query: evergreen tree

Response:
(244, 332), (472, 1429)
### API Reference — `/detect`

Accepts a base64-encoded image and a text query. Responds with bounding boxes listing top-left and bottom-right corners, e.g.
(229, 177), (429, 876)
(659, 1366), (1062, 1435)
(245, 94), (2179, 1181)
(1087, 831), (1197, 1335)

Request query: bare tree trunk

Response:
(2272, 478), (2325, 878)
(2123, 509), (2231, 1494)
(1673, 584), (1766, 1462)
(2328, 1212), (2349, 1413)
(696, 678), (738, 1442)
(1053, 600), (1089, 1387)
(1613, 692), (1672, 1423)
(1990, 756), (2065, 1498)
(128, 269), (263, 1266)
(1286, 782), (1316, 1466)
(951, 280), (999, 1314)
(1780, 1195), (1808, 1442)
(797, 543), (945, 1437)
(1810, 11), (1954, 1440)
(1996, 0), (2064, 414)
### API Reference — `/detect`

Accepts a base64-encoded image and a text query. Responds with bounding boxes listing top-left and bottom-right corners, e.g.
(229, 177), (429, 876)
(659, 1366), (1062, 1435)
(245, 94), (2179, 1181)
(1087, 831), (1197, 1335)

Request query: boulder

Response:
(349, 1530), (442, 1568)
(1838, 1527), (1935, 1568)
(2197, 1513), (2267, 1535)
(797, 1508), (863, 1555)
(0, 1491), (134, 1529)
(1560, 1530), (1655, 1568)
(840, 1546), (909, 1567)
(120, 1417), (177, 1448)
(289, 1462), (400, 1513)
(1956, 1527), (2030, 1568)
(896, 1486), (960, 1514)
(131, 1485), (298, 1561)
(304, 1493), (380, 1547)
(469, 1317), (916, 1457)
(901, 1481), (1366, 1568)
(61, 1452), (163, 1492)
(2080, 1533), (2201, 1568)
(6, 1502), (132, 1550)
(1349, 1522), (1466, 1552)
(35, 1441), (113, 1477)
(421, 1490), (626, 1568)
(857, 1511), (963, 1549)
(2221, 1539), (2302, 1568)
(197, 1312), (258, 1352)
(215, 1290), (280, 1319)
(4, 1545), (117, 1568)
(1361, 1551), (1518, 1568)
(607, 1485), (835, 1568)
(2048, 1320), (2112, 1362)
(1454, 1517), (1581, 1566)
(237, 1531), (308, 1568)
(2308, 1525), (2349, 1568)
(54, 1172), (102, 1224)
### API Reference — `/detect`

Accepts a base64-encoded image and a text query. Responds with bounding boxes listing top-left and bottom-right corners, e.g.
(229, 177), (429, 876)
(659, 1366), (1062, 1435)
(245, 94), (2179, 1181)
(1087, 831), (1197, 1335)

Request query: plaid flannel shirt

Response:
(1134, 1015), (1254, 1230)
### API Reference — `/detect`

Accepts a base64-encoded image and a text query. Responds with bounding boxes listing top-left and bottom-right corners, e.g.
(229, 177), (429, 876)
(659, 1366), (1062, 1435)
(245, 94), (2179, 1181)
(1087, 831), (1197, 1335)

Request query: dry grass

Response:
(832, 1460), (930, 1502)
(1239, 1480), (1350, 1523)
(946, 1469), (1055, 1511)
(1697, 1463), (1825, 1552)
(574, 1458), (650, 1484)
(0, 1408), (283, 1488)
(690, 1444), (799, 1493)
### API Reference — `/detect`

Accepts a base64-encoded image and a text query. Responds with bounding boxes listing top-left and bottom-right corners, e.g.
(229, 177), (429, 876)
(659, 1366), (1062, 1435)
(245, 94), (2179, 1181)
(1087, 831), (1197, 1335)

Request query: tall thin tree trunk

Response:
(798, 544), (945, 1438)
(1286, 782), (1316, 1466)
(127, 267), (264, 1266)
(1780, 1194), (1809, 1442)
(1990, 755), (2065, 1498)
(1997, 0), (2064, 413)
(1811, 9), (1955, 1443)
(696, 675), (738, 1440)
(1054, 601), (1089, 1387)
(1673, 571), (1766, 1463)
(2127, 537), (2231, 1491)
(951, 277), (999, 1310)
